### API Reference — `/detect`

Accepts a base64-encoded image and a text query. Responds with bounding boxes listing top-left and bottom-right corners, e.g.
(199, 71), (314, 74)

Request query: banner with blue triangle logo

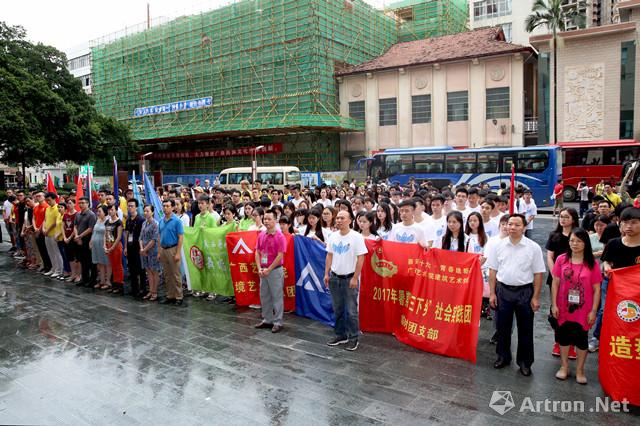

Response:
(294, 236), (335, 327)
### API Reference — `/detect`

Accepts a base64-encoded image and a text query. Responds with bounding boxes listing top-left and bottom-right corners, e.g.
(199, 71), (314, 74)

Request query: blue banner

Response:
(294, 236), (335, 327)
(134, 96), (212, 117)
(143, 172), (163, 222)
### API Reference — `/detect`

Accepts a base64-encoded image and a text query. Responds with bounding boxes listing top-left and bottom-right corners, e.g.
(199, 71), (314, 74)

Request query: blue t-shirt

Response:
(158, 213), (184, 248)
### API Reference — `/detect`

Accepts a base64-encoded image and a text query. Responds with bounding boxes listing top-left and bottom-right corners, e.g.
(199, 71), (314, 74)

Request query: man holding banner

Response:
(254, 209), (286, 333)
(488, 213), (545, 377)
(324, 210), (368, 351)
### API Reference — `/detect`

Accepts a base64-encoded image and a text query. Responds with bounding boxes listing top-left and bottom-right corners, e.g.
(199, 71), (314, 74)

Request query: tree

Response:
(0, 22), (135, 182)
(526, 0), (585, 144)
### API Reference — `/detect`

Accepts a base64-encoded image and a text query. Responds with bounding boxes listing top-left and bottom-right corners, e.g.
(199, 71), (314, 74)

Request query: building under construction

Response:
(91, 0), (468, 173)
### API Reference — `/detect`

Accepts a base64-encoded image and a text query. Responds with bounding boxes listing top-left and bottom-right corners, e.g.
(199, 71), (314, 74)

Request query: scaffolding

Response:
(90, 0), (397, 144)
(387, 0), (468, 42)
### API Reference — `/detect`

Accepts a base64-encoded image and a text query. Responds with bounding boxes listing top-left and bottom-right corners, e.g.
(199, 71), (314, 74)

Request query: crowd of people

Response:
(2, 178), (639, 382)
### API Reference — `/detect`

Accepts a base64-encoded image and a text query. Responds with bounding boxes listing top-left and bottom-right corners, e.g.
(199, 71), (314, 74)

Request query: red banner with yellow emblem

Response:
(360, 240), (483, 363)
(226, 231), (295, 311)
(599, 264), (640, 406)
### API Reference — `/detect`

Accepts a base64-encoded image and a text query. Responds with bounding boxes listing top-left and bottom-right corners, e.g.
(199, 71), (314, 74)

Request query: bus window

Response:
(386, 155), (413, 175)
(477, 152), (499, 173)
(258, 172), (284, 185)
(370, 156), (385, 180)
(445, 153), (476, 174)
(414, 154), (444, 173)
(218, 174), (227, 185)
(286, 171), (301, 183)
(518, 150), (549, 172)
(230, 173), (251, 184)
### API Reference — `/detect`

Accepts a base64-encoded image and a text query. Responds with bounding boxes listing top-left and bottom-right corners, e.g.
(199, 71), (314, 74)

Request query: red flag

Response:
(599, 264), (640, 405)
(46, 172), (59, 203)
(360, 240), (483, 363)
(226, 231), (295, 311)
(508, 164), (516, 214)
(75, 177), (84, 212)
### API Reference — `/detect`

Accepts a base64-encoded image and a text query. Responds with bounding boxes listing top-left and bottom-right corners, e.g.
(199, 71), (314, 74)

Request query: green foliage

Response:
(525, 0), (586, 35)
(0, 22), (136, 169)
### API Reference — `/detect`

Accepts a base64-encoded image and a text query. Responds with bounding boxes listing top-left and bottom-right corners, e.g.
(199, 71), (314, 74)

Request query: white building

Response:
(66, 44), (92, 95)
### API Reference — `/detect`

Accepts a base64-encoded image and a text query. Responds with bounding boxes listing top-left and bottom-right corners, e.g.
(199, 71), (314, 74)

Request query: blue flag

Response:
(143, 172), (163, 222)
(131, 171), (144, 217)
(294, 236), (335, 327)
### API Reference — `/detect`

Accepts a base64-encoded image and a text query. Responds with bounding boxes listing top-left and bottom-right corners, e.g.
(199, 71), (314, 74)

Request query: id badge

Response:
(128, 234), (134, 243)
(568, 289), (581, 305)
(261, 254), (269, 266)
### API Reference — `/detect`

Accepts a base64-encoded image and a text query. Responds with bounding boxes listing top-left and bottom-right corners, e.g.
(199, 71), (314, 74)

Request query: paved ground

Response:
(0, 215), (638, 425)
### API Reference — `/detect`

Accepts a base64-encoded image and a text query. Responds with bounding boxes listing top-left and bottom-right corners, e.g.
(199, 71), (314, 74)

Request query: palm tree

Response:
(526, 0), (585, 144)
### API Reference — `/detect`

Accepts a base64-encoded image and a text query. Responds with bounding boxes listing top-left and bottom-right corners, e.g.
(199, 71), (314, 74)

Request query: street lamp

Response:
(140, 151), (153, 176)
(252, 145), (265, 183)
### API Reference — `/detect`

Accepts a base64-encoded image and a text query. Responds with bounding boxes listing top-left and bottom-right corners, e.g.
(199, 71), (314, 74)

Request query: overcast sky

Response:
(3, 0), (390, 56)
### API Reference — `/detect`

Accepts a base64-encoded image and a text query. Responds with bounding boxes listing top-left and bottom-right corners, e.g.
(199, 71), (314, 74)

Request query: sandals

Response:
(143, 293), (151, 300)
(149, 294), (158, 302)
(555, 368), (570, 381)
(94, 283), (102, 289)
(576, 373), (587, 385)
(100, 284), (111, 291)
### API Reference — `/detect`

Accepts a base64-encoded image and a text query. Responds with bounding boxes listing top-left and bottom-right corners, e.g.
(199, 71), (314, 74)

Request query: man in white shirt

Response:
(480, 200), (499, 238)
(426, 195), (446, 248)
(389, 200), (428, 247)
(483, 213), (510, 343)
(452, 187), (470, 223)
(466, 187), (482, 213)
(517, 189), (537, 239)
(487, 213), (545, 377)
(290, 185), (304, 208)
(324, 210), (368, 351)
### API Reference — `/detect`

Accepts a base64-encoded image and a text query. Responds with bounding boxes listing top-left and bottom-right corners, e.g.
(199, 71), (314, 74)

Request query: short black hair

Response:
(619, 206), (640, 221)
(79, 197), (90, 203)
(430, 195), (445, 205)
(509, 213), (527, 226)
(468, 187), (479, 196)
(398, 200), (416, 209)
(455, 187), (468, 196)
(44, 192), (57, 200)
(163, 199), (175, 207)
(198, 195), (211, 203)
(127, 198), (139, 207)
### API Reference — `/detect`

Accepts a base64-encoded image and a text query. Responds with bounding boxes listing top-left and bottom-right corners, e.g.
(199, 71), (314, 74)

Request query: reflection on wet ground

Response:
(0, 249), (637, 425)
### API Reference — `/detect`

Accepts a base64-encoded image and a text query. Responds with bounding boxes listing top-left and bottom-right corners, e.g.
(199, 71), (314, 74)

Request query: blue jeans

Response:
(593, 276), (608, 340)
(329, 274), (359, 341)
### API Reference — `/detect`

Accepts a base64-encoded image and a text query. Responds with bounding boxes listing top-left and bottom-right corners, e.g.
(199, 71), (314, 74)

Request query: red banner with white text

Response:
(599, 264), (640, 406)
(226, 231), (295, 311)
(360, 240), (483, 363)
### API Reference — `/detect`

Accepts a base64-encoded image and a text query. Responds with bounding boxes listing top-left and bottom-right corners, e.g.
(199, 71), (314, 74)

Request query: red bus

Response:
(559, 140), (640, 201)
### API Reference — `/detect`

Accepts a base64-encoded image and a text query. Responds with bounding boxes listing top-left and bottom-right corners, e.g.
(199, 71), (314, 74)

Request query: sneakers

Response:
(327, 336), (349, 346)
(345, 340), (359, 351)
(552, 342), (561, 357)
(588, 337), (599, 353)
(568, 345), (577, 360)
(248, 304), (261, 310)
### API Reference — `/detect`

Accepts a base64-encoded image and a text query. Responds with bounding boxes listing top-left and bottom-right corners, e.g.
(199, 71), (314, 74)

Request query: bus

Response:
(559, 140), (640, 201)
(217, 166), (302, 191)
(367, 146), (562, 207)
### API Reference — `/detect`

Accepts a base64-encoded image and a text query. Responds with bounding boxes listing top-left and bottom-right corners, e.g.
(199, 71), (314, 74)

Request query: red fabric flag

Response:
(360, 240), (483, 363)
(226, 231), (295, 311)
(599, 264), (640, 405)
(75, 177), (84, 212)
(46, 172), (59, 203)
(508, 164), (515, 214)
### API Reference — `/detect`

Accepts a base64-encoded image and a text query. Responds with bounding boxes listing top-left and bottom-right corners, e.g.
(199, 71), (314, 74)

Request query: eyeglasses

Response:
(559, 215), (572, 219)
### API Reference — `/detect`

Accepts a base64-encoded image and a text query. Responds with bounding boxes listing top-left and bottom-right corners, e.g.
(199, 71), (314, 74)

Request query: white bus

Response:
(217, 166), (302, 191)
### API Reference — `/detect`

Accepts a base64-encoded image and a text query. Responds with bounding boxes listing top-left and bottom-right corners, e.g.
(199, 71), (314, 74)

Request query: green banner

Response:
(182, 222), (235, 295)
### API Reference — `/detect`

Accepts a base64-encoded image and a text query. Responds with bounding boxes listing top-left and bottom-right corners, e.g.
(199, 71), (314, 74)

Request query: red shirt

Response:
(256, 229), (286, 267)
(33, 201), (48, 228)
(554, 183), (564, 196)
(63, 212), (77, 238)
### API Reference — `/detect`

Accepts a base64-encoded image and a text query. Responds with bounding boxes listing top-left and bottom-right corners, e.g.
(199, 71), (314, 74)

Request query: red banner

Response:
(150, 143), (282, 160)
(360, 240), (483, 363)
(599, 264), (640, 405)
(226, 231), (295, 311)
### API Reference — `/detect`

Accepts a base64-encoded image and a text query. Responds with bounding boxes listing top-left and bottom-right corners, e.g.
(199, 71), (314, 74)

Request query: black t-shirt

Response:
(601, 238), (640, 269)
(104, 218), (122, 245)
(125, 214), (144, 245)
(599, 222), (621, 245)
(545, 231), (570, 261)
(581, 210), (596, 232)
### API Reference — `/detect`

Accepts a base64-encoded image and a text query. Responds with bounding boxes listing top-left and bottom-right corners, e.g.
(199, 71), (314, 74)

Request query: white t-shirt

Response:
(485, 236), (546, 285)
(316, 199), (333, 208)
(426, 215), (446, 247)
(177, 213), (190, 228)
(327, 229), (368, 275)
(483, 219), (499, 238)
(517, 199), (537, 230)
(434, 233), (470, 251)
(3, 200), (12, 220)
(291, 197), (304, 208)
(388, 222), (427, 246)
(453, 206), (471, 223)
(466, 204), (482, 214)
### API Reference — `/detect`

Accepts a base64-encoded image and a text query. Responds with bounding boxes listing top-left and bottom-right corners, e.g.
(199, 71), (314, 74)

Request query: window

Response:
(413, 154), (444, 174)
(229, 173), (252, 184)
(349, 101), (365, 121)
(563, 148), (603, 166)
(620, 41), (635, 139)
(379, 98), (397, 126)
(445, 153), (477, 174)
(517, 150), (549, 172)
(218, 174), (227, 185)
(285, 171), (301, 183)
(412, 95), (431, 124)
(385, 154), (413, 175)
(447, 91), (468, 121)
(257, 172), (284, 185)
(477, 152), (499, 173)
(501, 23), (512, 42)
(486, 87), (510, 119)
(473, 0), (512, 20)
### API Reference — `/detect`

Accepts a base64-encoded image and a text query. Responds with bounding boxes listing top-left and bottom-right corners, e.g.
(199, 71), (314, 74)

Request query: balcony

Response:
(524, 117), (538, 135)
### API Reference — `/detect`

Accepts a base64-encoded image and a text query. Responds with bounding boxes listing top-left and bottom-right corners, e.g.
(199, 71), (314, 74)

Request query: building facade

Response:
(66, 45), (92, 95)
(336, 27), (536, 166)
(530, 0), (640, 144)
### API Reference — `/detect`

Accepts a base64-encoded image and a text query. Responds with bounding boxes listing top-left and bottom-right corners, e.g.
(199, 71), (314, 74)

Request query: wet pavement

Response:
(0, 216), (638, 425)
